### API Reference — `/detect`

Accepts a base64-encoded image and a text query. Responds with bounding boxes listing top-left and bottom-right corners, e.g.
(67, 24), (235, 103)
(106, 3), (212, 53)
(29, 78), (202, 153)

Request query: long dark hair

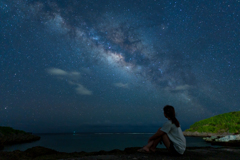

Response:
(163, 105), (180, 127)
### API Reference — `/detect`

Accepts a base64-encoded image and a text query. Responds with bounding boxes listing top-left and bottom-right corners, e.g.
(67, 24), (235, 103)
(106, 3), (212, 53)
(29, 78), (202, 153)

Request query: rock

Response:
(202, 134), (240, 147)
(0, 131), (4, 137)
(215, 134), (240, 142)
(108, 149), (124, 155)
(1, 146), (240, 160)
(124, 147), (141, 154)
(23, 146), (58, 158)
(183, 131), (203, 137)
(0, 143), (4, 150)
(0, 133), (40, 147)
(183, 131), (238, 137)
(192, 131), (200, 136)
(183, 131), (190, 136)
(203, 136), (218, 142)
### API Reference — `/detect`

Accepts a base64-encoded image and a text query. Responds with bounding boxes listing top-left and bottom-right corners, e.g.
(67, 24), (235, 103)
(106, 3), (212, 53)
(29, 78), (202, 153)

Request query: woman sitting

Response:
(138, 105), (186, 155)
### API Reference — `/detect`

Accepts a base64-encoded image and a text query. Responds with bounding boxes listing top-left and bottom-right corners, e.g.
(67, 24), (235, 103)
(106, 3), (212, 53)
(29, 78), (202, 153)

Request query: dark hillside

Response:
(0, 126), (40, 150)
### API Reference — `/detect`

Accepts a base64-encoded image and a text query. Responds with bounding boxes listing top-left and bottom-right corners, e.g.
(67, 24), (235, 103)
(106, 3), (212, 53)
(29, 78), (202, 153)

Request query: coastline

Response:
(0, 146), (240, 160)
(1, 132), (240, 159)
(0, 133), (40, 151)
(183, 131), (237, 137)
(2, 134), (212, 153)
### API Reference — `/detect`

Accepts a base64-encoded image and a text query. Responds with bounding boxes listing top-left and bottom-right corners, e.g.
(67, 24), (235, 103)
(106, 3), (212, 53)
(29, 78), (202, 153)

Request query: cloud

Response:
(47, 68), (68, 76)
(47, 68), (92, 95)
(113, 83), (129, 89)
(69, 81), (92, 95)
(70, 71), (80, 76)
(47, 68), (80, 78)
(75, 84), (92, 95)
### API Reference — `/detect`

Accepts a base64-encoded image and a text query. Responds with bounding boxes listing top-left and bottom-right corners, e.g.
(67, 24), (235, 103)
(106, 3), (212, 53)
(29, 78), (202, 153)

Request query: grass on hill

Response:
(0, 126), (26, 136)
(185, 111), (240, 133)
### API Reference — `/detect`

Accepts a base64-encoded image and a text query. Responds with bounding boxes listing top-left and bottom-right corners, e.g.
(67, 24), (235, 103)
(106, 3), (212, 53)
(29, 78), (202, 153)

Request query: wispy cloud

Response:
(47, 68), (68, 76)
(47, 68), (92, 95)
(113, 82), (129, 88)
(47, 68), (81, 78)
(69, 81), (92, 95)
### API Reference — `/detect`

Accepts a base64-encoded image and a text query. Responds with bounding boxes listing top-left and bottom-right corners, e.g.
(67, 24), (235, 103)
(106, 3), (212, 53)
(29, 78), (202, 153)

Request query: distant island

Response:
(184, 111), (240, 137)
(0, 126), (40, 150)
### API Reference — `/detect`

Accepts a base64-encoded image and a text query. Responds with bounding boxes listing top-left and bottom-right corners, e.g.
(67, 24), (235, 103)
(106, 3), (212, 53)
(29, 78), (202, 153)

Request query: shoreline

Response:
(183, 131), (238, 137)
(0, 133), (40, 151)
(0, 146), (240, 160)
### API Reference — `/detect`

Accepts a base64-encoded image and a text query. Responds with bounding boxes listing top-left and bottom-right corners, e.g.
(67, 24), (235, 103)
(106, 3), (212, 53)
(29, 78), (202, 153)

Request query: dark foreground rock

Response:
(0, 133), (40, 150)
(0, 143), (3, 150)
(0, 146), (240, 160)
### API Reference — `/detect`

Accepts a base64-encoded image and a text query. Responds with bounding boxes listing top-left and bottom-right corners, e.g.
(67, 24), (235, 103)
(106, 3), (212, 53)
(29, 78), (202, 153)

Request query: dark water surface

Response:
(3, 133), (214, 153)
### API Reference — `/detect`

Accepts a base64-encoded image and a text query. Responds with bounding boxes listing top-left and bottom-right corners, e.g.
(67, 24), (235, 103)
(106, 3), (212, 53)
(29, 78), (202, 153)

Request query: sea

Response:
(3, 133), (216, 153)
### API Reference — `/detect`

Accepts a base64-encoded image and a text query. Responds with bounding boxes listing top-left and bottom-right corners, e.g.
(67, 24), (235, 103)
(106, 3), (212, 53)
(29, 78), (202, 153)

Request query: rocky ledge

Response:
(203, 135), (240, 146)
(183, 131), (238, 137)
(0, 133), (40, 150)
(0, 146), (240, 160)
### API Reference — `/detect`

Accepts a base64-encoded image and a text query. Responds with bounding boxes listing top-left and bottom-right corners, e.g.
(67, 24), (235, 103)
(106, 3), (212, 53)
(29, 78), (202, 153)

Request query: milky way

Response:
(1, 0), (240, 133)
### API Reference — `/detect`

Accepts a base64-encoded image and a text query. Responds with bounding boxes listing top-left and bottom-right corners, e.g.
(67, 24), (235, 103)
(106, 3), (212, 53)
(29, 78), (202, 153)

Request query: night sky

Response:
(1, 0), (240, 133)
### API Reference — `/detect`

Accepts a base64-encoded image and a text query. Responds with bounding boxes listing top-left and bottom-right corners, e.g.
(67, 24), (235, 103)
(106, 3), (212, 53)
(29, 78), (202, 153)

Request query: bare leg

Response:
(149, 128), (163, 152)
(140, 140), (153, 152)
(140, 136), (163, 152)
(162, 134), (171, 150)
(149, 137), (162, 152)
(138, 128), (168, 153)
(143, 134), (171, 152)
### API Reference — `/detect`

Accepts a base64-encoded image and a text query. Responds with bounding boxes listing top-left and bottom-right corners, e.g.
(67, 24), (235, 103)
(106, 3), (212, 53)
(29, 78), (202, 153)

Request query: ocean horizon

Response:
(3, 133), (216, 153)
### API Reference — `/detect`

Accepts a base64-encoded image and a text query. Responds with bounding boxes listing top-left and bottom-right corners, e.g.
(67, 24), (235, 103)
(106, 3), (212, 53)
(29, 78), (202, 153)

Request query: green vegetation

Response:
(185, 111), (240, 133)
(0, 126), (26, 136)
